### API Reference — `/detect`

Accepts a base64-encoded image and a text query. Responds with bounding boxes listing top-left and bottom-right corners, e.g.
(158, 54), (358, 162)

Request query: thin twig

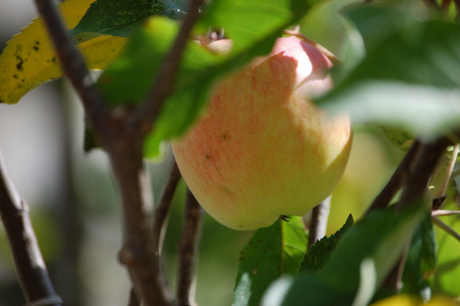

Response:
(152, 156), (182, 255)
(0, 150), (62, 306)
(432, 210), (460, 217)
(432, 216), (460, 242)
(365, 140), (422, 215)
(308, 197), (331, 250)
(33, 0), (110, 141)
(133, 0), (205, 137)
(177, 189), (205, 306)
(434, 143), (459, 199)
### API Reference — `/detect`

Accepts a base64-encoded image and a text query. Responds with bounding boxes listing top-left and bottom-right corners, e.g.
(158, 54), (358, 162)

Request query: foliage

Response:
(298, 214), (353, 275)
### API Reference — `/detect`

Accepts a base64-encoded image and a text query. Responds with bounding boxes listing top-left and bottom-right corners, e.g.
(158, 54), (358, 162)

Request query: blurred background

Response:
(0, 0), (458, 305)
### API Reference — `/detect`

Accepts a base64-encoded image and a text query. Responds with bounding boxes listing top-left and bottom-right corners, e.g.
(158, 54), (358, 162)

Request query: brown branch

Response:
(0, 150), (62, 306)
(33, 0), (110, 141)
(112, 144), (175, 306)
(308, 196), (331, 250)
(397, 138), (451, 210)
(365, 140), (422, 215)
(383, 137), (451, 293)
(153, 157), (182, 255)
(33, 0), (205, 304)
(133, 0), (205, 137)
(177, 189), (205, 306)
(128, 287), (141, 306)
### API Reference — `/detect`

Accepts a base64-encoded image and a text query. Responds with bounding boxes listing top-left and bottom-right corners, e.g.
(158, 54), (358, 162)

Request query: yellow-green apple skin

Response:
(172, 36), (352, 231)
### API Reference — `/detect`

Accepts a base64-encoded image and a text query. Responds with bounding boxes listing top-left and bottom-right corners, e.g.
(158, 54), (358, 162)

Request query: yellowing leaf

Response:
(0, 0), (127, 104)
(370, 295), (460, 306)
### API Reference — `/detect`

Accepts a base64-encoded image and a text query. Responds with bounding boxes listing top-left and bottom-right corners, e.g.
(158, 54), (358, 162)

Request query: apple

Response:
(171, 36), (352, 231)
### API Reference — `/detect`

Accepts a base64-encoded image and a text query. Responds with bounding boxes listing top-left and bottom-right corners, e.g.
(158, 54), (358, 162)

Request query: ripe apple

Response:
(171, 36), (352, 231)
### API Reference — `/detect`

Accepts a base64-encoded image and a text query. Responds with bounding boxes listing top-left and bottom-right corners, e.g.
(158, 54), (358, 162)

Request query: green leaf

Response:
(432, 202), (460, 297)
(98, 0), (317, 158)
(401, 211), (436, 298)
(197, 0), (315, 55)
(343, 2), (420, 52)
(70, 0), (186, 43)
(317, 20), (460, 140)
(381, 127), (414, 151)
(233, 216), (307, 306)
(264, 203), (426, 306)
(298, 214), (354, 275)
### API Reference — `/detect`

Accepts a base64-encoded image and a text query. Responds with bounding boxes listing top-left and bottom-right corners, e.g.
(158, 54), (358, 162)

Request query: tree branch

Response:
(0, 150), (62, 306)
(133, 0), (205, 137)
(397, 138), (451, 210)
(432, 216), (460, 242)
(127, 287), (141, 306)
(111, 143), (175, 306)
(432, 210), (460, 217)
(177, 189), (205, 306)
(33, 0), (110, 140)
(365, 140), (422, 215)
(308, 196), (331, 250)
(383, 137), (451, 293)
(33, 0), (206, 304)
(153, 156), (182, 256)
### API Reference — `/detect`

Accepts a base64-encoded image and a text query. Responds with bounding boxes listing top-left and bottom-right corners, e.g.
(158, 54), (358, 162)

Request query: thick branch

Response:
(134, 0), (205, 137)
(177, 189), (205, 306)
(111, 143), (175, 306)
(153, 157), (182, 255)
(33, 0), (110, 140)
(0, 150), (62, 306)
(383, 138), (451, 293)
(308, 197), (331, 250)
(397, 138), (451, 210)
(128, 288), (141, 306)
(365, 141), (422, 215)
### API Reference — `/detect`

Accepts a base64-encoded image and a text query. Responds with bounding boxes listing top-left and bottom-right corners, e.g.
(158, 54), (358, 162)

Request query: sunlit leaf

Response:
(264, 204), (426, 306)
(0, 0), (127, 104)
(298, 214), (353, 275)
(233, 217), (307, 306)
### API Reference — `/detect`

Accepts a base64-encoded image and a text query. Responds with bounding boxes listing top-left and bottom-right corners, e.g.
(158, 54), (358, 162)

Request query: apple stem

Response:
(307, 196), (331, 250)
(177, 188), (205, 306)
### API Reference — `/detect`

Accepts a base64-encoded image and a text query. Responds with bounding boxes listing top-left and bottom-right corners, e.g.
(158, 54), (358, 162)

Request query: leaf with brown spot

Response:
(0, 0), (127, 104)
